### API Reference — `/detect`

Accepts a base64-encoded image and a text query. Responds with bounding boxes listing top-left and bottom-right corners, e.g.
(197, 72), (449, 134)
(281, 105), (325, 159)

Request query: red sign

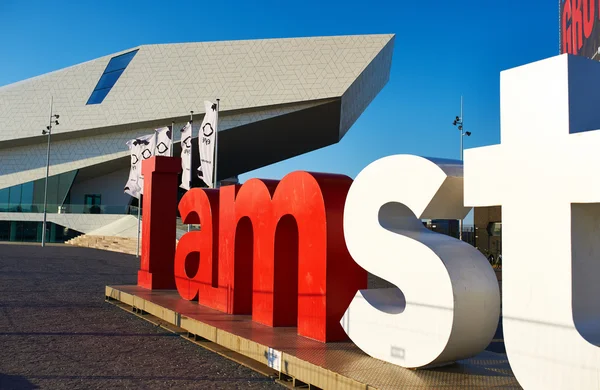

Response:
(138, 156), (366, 342)
(560, 0), (600, 58)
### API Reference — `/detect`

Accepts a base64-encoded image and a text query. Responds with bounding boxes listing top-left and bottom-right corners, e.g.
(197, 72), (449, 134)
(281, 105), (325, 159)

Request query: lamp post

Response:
(452, 96), (471, 241)
(41, 97), (59, 247)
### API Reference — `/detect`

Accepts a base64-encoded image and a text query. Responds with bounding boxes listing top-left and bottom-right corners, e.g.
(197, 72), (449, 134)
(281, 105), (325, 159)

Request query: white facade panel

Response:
(0, 34), (394, 145)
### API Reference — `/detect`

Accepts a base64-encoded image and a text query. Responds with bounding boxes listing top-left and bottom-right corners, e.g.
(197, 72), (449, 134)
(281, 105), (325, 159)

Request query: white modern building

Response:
(0, 34), (394, 242)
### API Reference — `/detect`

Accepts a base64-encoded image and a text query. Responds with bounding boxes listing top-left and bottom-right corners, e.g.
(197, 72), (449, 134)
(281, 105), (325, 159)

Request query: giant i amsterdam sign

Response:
(137, 55), (600, 389)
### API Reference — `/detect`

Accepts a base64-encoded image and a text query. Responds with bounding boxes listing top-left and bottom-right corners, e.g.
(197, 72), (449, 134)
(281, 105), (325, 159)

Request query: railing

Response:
(0, 203), (133, 215)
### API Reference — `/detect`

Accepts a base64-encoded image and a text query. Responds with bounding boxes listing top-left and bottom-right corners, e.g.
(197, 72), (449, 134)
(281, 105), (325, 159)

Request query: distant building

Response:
(474, 206), (502, 263)
(219, 176), (239, 187)
(0, 34), (394, 242)
(423, 219), (476, 246)
(428, 219), (459, 238)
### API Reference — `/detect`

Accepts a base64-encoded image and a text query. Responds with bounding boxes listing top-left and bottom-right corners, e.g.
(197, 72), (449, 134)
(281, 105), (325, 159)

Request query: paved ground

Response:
(0, 244), (282, 390)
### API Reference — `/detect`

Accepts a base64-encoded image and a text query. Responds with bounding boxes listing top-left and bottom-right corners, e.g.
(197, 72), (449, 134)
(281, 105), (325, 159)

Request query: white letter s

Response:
(341, 155), (500, 368)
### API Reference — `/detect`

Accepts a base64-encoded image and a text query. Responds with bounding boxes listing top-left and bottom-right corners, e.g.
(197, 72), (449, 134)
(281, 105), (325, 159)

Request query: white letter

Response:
(465, 54), (600, 389)
(341, 155), (500, 368)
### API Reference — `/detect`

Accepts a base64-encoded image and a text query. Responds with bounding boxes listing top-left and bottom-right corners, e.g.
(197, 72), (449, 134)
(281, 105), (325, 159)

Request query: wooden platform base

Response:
(105, 285), (520, 389)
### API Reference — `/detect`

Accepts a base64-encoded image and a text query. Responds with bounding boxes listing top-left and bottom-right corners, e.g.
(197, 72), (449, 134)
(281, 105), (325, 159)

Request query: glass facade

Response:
(0, 170), (83, 243)
(487, 222), (502, 237)
(86, 49), (138, 105)
(0, 169), (138, 243)
(0, 170), (78, 213)
(0, 221), (82, 243)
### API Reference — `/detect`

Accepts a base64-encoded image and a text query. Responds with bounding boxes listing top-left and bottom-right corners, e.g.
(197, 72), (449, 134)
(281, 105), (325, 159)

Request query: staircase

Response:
(66, 235), (141, 255)
(65, 215), (193, 255)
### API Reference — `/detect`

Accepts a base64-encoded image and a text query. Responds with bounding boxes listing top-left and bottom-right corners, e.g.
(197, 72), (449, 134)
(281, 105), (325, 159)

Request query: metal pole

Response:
(136, 195), (141, 258)
(459, 96), (463, 241)
(213, 99), (220, 189)
(170, 121), (175, 158)
(460, 96), (463, 160)
(41, 97), (53, 247)
(188, 111), (193, 233)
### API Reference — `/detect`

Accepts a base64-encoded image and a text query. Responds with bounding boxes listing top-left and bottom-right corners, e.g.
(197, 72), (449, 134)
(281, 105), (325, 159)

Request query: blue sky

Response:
(0, 1), (558, 222)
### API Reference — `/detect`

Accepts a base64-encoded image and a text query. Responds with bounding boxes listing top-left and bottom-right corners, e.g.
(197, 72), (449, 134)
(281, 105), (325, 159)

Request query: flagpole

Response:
(213, 99), (220, 189)
(188, 110), (193, 233)
(170, 121), (175, 157)
(136, 194), (141, 258)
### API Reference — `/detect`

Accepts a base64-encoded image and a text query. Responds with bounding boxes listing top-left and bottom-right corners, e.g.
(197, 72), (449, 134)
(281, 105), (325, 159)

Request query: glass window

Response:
(0, 170), (79, 214)
(56, 170), (78, 206)
(0, 221), (9, 241)
(86, 49), (138, 105)
(487, 222), (502, 237)
(45, 176), (59, 210)
(22, 221), (39, 242)
(86, 89), (111, 105)
(94, 69), (125, 91)
(20, 181), (34, 212)
(104, 50), (138, 73)
(85, 194), (102, 214)
(0, 188), (8, 211)
(8, 184), (22, 211)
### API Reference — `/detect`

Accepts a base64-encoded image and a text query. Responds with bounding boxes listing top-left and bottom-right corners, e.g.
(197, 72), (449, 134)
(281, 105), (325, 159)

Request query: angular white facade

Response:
(0, 34), (394, 240)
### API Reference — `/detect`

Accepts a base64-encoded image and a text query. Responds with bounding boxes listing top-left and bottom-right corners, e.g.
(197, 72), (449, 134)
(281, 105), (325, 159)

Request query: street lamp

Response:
(41, 97), (59, 247)
(452, 96), (471, 241)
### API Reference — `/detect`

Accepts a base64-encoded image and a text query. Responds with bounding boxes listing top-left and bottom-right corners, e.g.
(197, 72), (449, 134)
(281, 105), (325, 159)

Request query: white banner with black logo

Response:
(124, 139), (142, 198)
(180, 121), (193, 190)
(197, 101), (218, 188)
(136, 133), (156, 195)
(155, 126), (173, 157)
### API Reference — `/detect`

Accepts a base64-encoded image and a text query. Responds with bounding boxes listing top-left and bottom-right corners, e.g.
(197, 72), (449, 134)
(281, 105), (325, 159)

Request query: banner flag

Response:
(180, 121), (193, 190)
(197, 101), (218, 187)
(124, 139), (142, 198)
(136, 133), (156, 195)
(155, 126), (173, 157)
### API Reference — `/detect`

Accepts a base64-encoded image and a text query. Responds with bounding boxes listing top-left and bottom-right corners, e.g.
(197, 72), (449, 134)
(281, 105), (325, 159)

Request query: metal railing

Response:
(0, 203), (132, 215)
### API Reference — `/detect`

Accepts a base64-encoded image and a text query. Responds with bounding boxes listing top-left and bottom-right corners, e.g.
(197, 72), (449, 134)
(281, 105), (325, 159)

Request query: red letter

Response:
(233, 172), (367, 342)
(175, 172), (367, 342)
(174, 188), (221, 304)
(218, 183), (278, 314)
(583, 0), (595, 39)
(138, 156), (181, 289)
(563, 0), (573, 54)
(573, 0), (584, 52)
